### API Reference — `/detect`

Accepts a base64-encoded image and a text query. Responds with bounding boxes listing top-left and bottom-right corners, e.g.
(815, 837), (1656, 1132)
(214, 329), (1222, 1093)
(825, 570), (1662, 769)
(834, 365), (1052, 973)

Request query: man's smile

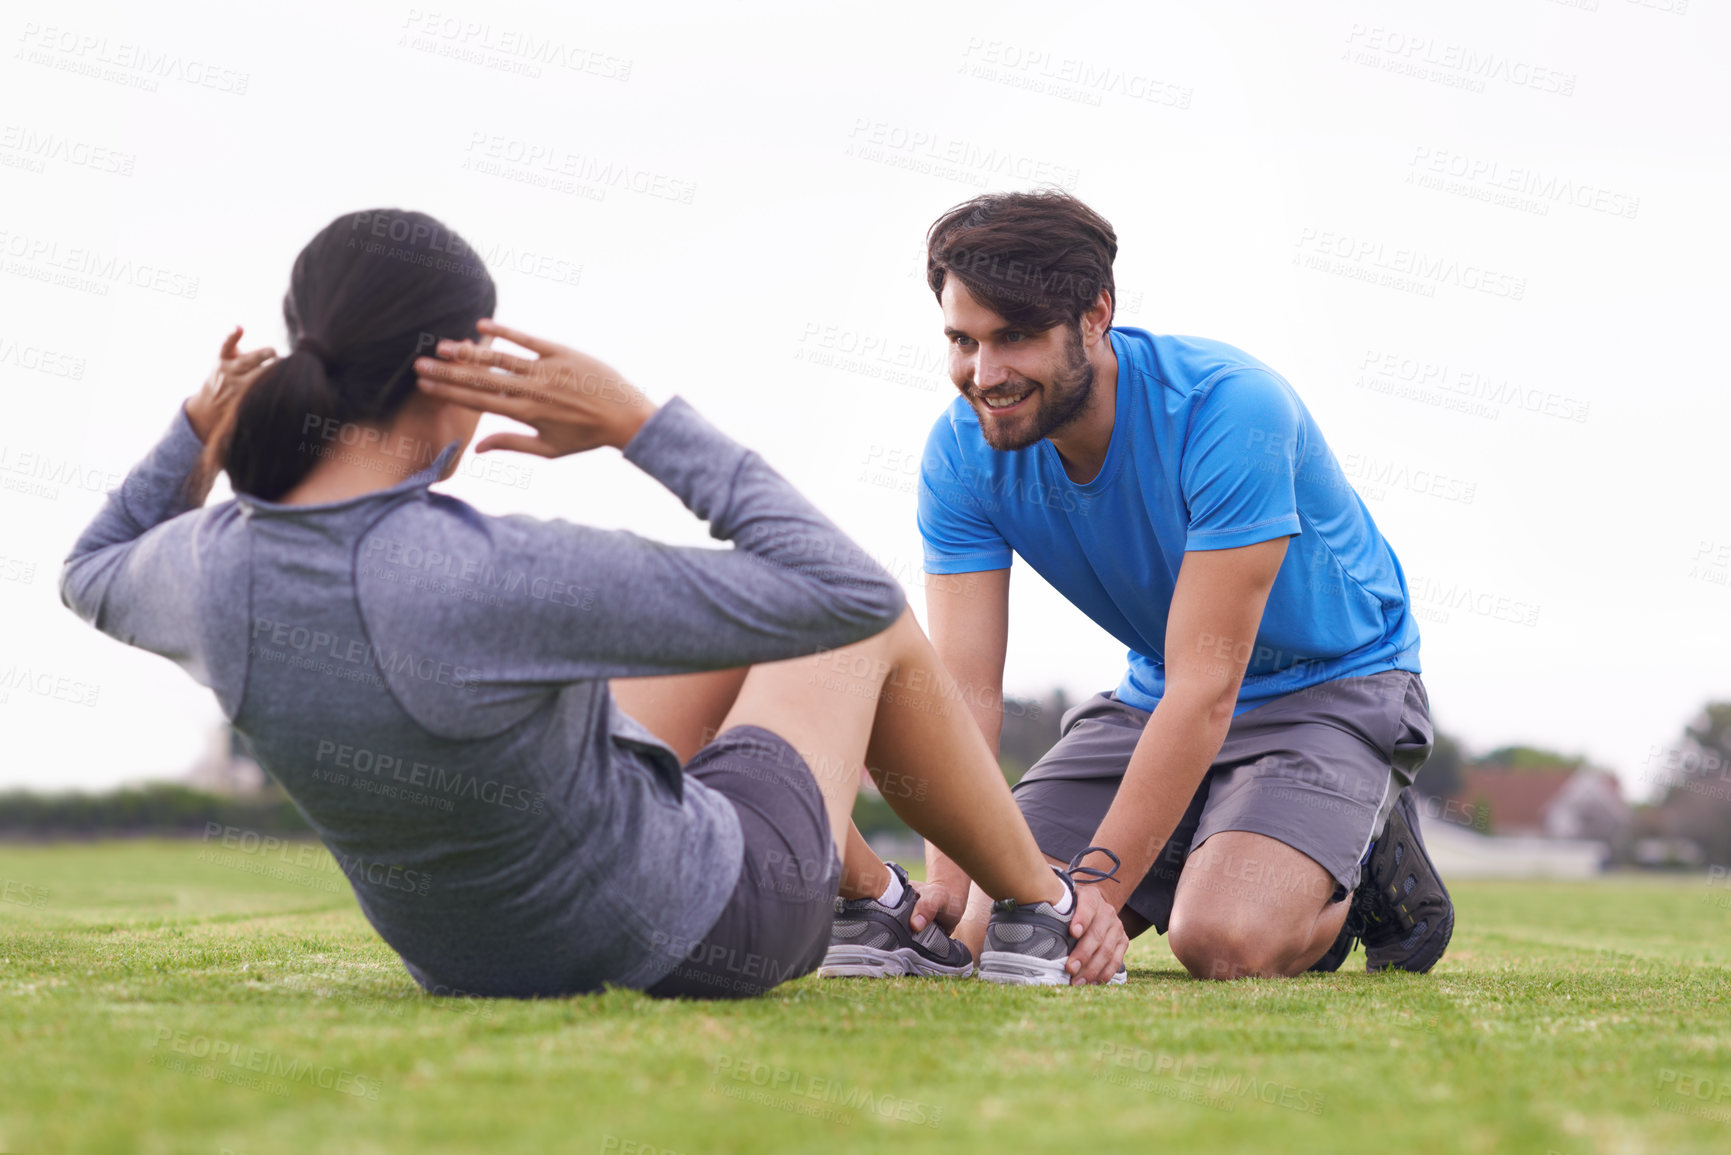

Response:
(976, 385), (1035, 413)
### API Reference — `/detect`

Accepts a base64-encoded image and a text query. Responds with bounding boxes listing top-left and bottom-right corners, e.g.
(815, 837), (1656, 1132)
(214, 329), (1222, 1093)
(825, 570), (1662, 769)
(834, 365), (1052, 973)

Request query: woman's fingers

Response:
(433, 342), (609, 403)
(437, 339), (536, 377)
(231, 363), (276, 391)
(233, 348), (276, 373)
(474, 431), (557, 458)
(219, 325), (243, 361)
(475, 318), (562, 357)
(415, 373), (539, 423)
(420, 324), (647, 454)
(414, 355), (538, 398)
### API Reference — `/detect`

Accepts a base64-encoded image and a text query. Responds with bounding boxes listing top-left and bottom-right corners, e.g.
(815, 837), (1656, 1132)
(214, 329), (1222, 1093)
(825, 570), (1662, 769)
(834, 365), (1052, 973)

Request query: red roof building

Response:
(1455, 766), (1629, 842)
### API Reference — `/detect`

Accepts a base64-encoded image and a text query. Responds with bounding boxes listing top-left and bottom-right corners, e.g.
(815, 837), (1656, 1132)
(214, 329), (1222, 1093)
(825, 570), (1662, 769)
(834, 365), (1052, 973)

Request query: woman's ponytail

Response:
(228, 344), (348, 501)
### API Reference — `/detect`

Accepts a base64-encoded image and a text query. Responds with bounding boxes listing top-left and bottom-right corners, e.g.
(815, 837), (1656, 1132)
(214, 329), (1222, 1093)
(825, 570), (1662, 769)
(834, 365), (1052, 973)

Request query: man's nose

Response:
(974, 348), (1011, 390)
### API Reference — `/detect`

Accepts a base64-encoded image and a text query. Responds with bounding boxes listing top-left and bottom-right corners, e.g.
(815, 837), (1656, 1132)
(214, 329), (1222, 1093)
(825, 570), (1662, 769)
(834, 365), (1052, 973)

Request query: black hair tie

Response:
(296, 336), (336, 371)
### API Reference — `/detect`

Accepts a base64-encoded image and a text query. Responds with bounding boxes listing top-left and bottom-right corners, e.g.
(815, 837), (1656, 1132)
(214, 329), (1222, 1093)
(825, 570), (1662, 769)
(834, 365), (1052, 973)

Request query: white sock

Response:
(1050, 875), (1075, 916)
(877, 865), (904, 908)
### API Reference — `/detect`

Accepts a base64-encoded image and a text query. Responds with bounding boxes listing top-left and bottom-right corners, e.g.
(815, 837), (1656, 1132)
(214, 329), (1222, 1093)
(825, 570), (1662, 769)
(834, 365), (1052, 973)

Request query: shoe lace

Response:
(1355, 838), (1416, 946)
(1061, 846), (1122, 887)
(991, 847), (1125, 917)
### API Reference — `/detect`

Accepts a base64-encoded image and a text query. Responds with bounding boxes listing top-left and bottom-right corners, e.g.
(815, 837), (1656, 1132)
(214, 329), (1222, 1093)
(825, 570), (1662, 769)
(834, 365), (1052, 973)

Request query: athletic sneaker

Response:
(815, 861), (974, 978)
(1355, 789), (1454, 973)
(978, 847), (1129, 987)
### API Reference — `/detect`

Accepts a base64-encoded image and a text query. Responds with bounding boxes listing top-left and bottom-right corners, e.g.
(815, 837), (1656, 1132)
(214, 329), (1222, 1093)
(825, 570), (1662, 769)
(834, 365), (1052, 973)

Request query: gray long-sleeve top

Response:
(59, 397), (906, 996)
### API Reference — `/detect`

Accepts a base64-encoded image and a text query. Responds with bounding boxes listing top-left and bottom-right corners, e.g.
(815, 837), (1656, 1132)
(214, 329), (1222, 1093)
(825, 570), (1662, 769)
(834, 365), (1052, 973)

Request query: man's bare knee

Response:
(1169, 910), (1288, 980)
(1168, 831), (1339, 978)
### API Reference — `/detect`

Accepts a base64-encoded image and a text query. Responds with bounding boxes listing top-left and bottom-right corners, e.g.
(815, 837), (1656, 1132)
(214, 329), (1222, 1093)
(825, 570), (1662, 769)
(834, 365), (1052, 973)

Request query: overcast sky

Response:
(2, 0), (1726, 802)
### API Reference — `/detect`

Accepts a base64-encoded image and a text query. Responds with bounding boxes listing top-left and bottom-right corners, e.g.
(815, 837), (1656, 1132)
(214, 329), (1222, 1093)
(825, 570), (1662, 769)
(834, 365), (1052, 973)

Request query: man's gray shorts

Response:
(1011, 670), (1433, 934)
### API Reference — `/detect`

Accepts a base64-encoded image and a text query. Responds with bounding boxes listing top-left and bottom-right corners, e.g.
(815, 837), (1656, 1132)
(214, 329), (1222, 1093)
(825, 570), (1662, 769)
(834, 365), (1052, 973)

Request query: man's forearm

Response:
(1085, 696), (1232, 912)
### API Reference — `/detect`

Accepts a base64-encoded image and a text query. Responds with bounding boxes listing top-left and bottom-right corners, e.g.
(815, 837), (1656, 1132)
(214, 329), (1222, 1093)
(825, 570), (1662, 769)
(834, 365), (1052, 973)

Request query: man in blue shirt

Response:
(901, 191), (1452, 978)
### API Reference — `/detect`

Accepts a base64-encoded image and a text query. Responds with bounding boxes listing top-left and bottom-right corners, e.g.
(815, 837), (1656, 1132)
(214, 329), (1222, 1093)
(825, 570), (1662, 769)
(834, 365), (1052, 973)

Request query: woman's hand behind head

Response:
(185, 325), (278, 443)
(413, 320), (658, 457)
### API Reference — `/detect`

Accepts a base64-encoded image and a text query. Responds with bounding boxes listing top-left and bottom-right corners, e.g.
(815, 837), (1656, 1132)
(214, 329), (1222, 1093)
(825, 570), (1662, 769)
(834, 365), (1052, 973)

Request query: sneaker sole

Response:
(1365, 792), (1456, 973)
(816, 945), (974, 979)
(1367, 902), (1454, 974)
(978, 952), (1128, 986)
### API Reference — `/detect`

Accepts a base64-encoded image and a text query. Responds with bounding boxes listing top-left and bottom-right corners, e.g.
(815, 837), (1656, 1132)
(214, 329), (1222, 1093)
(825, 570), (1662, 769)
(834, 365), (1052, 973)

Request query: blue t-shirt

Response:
(918, 326), (1421, 715)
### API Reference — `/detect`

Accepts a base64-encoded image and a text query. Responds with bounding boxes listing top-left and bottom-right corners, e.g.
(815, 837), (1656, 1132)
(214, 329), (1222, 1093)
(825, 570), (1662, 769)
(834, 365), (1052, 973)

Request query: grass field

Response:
(3, 840), (1731, 1154)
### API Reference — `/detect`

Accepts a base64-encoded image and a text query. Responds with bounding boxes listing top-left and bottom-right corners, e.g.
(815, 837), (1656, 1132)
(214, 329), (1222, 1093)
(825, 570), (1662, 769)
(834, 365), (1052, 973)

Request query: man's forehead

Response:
(940, 279), (1010, 330)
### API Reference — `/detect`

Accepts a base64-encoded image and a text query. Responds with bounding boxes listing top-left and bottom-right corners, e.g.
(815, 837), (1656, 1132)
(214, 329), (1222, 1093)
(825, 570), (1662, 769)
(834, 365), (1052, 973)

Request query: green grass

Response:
(3, 841), (1730, 1154)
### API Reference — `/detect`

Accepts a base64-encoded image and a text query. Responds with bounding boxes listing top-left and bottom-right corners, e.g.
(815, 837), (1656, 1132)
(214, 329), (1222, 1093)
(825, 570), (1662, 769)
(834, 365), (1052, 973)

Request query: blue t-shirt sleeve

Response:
(917, 416), (1013, 574)
(1180, 369), (1305, 551)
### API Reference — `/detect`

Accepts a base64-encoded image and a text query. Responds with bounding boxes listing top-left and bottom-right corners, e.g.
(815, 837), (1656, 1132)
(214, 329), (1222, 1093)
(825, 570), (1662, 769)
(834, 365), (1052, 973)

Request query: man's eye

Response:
(1004, 332), (1024, 343)
(950, 335), (972, 347)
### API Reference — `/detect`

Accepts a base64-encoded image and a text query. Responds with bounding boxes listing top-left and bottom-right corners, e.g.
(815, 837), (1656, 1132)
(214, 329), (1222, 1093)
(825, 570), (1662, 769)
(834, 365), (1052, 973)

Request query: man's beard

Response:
(964, 324), (1095, 452)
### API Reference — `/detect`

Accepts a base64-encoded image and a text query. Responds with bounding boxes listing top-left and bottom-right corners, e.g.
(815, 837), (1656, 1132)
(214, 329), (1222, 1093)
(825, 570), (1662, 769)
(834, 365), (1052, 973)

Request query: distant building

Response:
(1424, 822), (1608, 880)
(1627, 795), (1711, 868)
(1631, 837), (1704, 868)
(1456, 765), (1630, 843)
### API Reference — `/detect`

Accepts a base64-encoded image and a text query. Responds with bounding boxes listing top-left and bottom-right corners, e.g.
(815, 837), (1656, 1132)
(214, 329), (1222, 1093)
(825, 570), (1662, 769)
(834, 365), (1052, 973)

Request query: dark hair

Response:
(194, 209), (497, 501)
(925, 190), (1117, 331)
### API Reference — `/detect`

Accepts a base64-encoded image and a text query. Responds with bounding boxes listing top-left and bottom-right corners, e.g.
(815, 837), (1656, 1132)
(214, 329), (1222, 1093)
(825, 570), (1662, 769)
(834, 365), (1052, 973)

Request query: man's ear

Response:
(1082, 289), (1114, 346)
